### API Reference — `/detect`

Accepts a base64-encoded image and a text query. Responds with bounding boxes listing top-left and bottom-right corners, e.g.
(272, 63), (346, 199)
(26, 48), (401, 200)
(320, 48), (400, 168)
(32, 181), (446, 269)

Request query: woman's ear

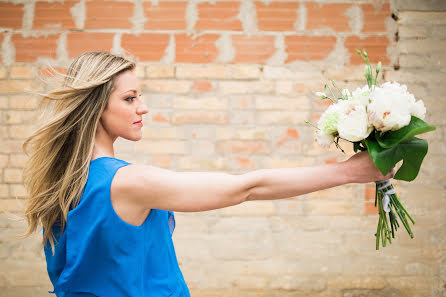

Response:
(96, 116), (105, 133)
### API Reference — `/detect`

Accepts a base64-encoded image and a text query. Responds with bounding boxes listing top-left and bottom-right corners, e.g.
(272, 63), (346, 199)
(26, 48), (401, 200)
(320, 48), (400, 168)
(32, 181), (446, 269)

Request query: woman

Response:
(22, 51), (394, 297)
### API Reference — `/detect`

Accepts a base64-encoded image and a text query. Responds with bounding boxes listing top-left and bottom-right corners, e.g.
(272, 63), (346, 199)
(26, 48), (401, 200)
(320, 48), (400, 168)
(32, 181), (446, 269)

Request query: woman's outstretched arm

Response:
(245, 151), (393, 201)
(112, 151), (394, 213)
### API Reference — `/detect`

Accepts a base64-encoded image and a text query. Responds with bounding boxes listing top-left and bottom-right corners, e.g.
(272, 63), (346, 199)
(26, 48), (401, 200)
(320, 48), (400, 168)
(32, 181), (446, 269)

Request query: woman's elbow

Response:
(237, 170), (262, 203)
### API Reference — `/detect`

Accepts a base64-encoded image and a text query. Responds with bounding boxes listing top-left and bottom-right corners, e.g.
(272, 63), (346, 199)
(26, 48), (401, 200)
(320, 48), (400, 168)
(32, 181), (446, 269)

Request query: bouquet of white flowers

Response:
(308, 49), (436, 250)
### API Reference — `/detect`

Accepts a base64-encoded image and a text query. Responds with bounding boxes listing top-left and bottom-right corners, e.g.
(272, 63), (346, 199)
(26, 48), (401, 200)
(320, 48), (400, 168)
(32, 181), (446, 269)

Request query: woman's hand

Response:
(344, 151), (395, 184)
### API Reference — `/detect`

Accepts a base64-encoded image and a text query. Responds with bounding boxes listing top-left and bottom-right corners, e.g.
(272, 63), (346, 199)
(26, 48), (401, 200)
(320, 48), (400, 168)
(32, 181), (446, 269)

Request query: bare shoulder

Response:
(114, 163), (162, 184)
(111, 164), (177, 209)
(110, 164), (173, 225)
(112, 164), (174, 200)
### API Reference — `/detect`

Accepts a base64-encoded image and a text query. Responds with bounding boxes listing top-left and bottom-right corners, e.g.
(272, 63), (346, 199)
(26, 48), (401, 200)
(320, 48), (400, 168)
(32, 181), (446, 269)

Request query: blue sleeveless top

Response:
(44, 157), (190, 297)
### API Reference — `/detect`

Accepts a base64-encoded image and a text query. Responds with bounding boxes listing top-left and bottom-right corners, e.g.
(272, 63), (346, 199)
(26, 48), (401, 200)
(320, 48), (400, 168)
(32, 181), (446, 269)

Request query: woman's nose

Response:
(137, 102), (149, 115)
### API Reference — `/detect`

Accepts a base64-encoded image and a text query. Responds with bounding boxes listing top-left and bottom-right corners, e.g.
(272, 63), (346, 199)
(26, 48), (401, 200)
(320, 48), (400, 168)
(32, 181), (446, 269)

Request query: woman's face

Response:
(99, 69), (148, 142)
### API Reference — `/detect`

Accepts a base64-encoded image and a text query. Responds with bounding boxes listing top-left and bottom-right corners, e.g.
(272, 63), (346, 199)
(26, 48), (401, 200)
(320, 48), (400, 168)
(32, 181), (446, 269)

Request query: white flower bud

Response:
(376, 61), (382, 73)
(315, 92), (328, 99)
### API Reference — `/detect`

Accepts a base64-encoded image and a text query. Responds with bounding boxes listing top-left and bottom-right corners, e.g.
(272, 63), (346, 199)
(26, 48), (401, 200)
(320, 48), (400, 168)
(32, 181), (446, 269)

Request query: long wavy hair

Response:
(22, 51), (135, 252)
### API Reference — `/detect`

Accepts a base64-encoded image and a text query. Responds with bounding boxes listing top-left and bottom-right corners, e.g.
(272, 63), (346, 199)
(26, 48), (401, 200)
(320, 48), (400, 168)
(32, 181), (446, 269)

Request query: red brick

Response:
(276, 128), (299, 148)
(195, 2), (242, 31)
(294, 83), (308, 95)
(256, 1), (300, 31)
(363, 201), (378, 215)
(361, 3), (391, 33)
(311, 112), (321, 122)
(175, 34), (219, 63)
(33, 1), (77, 30)
(122, 33), (170, 62)
(231, 96), (250, 109)
(364, 185), (376, 200)
(231, 35), (275, 64)
(314, 98), (333, 107)
(286, 128), (299, 139)
(192, 81), (213, 93)
(285, 36), (336, 63)
(85, 0), (134, 29)
(67, 32), (114, 58)
(234, 156), (255, 169)
(152, 112), (169, 123)
(143, 1), (187, 30)
(345, 36), (390, 65)
(12, 34), (58, 62)
(306, 3), (351, 32)
(0, 2), (24, 29)
(324, 157), (338, 164)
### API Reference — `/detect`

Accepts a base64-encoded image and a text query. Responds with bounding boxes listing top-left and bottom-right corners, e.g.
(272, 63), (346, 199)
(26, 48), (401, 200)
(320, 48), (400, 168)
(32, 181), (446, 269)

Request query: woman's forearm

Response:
(243, 161), (352, 201)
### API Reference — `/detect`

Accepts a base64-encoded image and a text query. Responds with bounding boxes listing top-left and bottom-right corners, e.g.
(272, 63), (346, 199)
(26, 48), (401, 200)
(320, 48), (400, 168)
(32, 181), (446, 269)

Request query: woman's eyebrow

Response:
(121, 89), (138, 95)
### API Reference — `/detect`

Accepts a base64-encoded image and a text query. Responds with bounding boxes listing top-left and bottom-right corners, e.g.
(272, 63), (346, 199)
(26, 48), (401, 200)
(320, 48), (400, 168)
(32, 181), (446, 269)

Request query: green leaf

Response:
(375, 116), (436, 148)
(364, 137), (429, 181)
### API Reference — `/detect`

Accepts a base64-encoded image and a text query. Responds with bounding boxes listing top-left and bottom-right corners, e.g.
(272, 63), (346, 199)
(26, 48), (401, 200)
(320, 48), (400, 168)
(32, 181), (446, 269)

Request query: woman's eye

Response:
(125, 96), (136, 102)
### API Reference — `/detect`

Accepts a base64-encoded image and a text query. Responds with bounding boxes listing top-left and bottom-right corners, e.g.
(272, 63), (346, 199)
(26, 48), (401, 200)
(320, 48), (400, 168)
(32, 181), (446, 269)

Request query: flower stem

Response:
(391, 193), (416, 225)
(374, 181), (415, 249)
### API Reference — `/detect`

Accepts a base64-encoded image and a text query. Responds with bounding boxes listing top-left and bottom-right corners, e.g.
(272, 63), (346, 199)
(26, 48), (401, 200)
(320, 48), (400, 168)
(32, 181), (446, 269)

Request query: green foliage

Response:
(364, 136), (429, 182)
(375, 116), (436, 148)
(363, 116), (435, 182)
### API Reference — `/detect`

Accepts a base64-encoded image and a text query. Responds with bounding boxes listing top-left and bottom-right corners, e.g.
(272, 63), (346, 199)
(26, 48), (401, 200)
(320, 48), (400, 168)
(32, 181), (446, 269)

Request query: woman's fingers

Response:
(385, 168), (396, 180)
(380, 167), (395, 181)
(345, 151), (397, 183)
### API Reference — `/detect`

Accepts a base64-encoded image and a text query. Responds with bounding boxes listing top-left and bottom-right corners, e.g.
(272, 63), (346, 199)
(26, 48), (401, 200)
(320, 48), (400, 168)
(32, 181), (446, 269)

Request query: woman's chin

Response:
(124, 134), (143, 142)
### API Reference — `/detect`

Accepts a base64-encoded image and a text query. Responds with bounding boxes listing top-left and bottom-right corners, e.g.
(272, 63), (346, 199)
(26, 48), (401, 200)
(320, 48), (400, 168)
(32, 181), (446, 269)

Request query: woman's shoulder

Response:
(110, 162), (175, 211)
(110, 162), (154, 192)
(109, 163), (156, 226)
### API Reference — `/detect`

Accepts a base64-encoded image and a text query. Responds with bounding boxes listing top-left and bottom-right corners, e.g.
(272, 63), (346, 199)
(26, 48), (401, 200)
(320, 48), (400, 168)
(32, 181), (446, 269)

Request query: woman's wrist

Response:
(338, 158), (356, 184)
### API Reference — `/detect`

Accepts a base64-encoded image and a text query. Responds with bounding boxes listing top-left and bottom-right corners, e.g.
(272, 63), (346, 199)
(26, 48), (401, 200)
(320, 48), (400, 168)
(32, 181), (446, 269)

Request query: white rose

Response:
(337, 100), (373, 142)
(316, 130), (334, 147)
(367, 82), (413, 132)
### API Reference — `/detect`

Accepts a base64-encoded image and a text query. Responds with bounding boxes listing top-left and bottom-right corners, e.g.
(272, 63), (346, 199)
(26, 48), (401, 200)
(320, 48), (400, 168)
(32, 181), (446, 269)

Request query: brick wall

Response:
(0, 0), (445, 296)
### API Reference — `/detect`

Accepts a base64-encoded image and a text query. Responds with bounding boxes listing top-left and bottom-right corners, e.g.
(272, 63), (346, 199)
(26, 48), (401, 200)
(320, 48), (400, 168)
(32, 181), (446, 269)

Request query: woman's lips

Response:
(133, 121), (143, 127)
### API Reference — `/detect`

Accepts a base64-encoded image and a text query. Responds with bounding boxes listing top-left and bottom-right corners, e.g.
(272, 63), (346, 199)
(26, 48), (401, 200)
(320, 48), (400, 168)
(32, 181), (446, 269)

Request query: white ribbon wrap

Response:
(377, 180), (395, 213)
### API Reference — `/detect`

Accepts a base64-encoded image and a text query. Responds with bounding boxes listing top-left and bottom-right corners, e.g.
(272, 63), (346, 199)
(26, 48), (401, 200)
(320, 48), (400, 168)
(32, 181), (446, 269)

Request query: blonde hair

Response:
(22, 51), (135, 252)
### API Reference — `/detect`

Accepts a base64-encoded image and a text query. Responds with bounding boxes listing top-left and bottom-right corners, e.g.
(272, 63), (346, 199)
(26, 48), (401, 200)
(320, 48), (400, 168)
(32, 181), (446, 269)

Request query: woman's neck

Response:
(91, 147), (114, 160)
(92, 120), (117, 160)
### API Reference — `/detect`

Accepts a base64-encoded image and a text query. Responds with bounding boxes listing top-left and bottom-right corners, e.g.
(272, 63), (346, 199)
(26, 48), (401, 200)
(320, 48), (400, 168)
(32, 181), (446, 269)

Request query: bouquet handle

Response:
(374, 179), (415, 250)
